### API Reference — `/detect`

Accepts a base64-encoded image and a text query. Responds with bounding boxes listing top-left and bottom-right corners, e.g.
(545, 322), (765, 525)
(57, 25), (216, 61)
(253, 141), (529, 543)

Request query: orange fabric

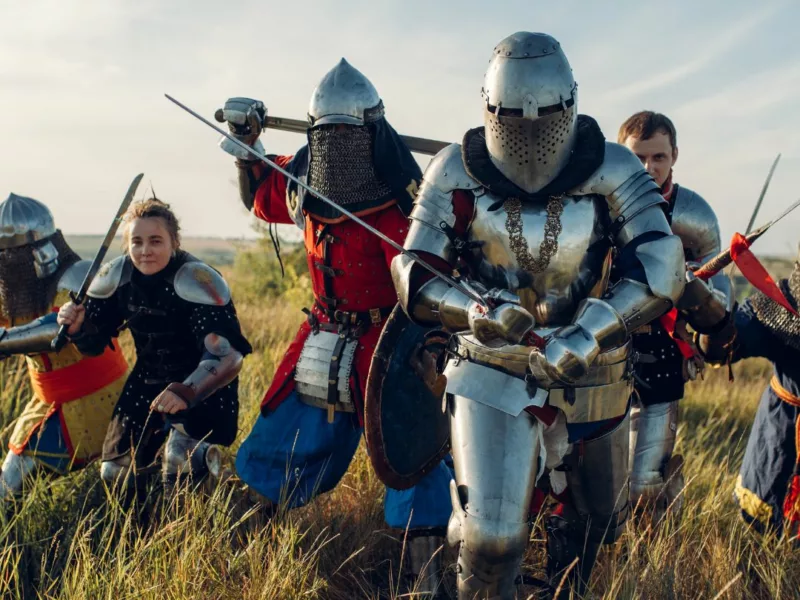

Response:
(771, 375), (800, 409)
(28, 339), (128, 406)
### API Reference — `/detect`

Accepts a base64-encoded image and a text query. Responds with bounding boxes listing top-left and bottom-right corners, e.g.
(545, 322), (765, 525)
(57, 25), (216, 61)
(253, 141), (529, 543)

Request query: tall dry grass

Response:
(0, 245), (797, 599)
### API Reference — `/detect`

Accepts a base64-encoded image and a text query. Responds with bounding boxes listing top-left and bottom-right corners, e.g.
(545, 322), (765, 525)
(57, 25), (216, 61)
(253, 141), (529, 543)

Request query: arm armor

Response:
(563, 143), (686, 358)
(676, 271), (733, 333)
(0, 314), (59, 357)
(392, 144), (481, 327)
(164, 333), (244, 409)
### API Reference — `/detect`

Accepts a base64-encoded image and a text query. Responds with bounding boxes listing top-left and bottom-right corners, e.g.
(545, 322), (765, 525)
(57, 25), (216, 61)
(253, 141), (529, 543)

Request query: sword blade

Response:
(745, 153), (781, 235)
(51, 173), (144, 351)
(260, 115), (449, 156)
(167, 94), (487, 308)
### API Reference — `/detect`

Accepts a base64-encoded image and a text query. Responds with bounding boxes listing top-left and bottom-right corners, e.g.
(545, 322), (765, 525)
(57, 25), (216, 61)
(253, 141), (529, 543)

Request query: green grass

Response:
(1, 244), (798, 599)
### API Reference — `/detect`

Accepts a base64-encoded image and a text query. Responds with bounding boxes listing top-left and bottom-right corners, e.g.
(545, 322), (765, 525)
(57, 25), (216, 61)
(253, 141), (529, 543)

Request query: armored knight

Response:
(699, 248), (800, 536)
(0, 193), (128, 499)
(392, 32), (687, 598)
(221, 59), (453, 595)
(57, 199), (251, 499)
(618, 111), (733, 521)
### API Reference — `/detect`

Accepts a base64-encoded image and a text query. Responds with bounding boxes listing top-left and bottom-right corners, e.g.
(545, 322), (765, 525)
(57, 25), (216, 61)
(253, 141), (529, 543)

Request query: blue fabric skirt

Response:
(235, 391), (453, 530)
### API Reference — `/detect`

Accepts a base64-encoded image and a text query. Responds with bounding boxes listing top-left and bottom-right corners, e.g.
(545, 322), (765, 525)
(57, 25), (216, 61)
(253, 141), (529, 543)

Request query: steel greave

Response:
(629, 400), (678, 505)
(447, 394), (540, 600)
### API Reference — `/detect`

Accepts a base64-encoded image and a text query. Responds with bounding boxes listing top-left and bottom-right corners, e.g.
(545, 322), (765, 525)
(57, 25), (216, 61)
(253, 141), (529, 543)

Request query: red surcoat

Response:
(252, 156), (408, 422)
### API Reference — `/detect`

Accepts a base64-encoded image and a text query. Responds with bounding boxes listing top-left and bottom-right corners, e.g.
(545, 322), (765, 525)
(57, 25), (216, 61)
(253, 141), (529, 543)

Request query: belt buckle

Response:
(369, 308), (382, 325)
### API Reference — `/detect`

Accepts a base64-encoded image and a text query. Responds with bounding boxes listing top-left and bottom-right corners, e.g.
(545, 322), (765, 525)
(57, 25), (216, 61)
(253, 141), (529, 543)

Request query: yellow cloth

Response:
(6, 289), (129, 468)
(735, 474), (773, 525)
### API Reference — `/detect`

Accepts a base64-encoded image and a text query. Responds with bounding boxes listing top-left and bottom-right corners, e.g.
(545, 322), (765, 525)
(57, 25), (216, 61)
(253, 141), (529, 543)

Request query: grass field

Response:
(0, 240), (798, 599)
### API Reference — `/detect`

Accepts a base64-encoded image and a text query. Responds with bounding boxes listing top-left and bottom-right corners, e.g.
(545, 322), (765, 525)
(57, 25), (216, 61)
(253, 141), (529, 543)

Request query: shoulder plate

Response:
(173, 261), (231, 306)
(57, 259), (92, 294)
(405, 143), (479, 265)
(671, 186), (720, 262)
(419, 143), (482, 195)
(570, 142), (650, 198)
(87, 256), (132, 300)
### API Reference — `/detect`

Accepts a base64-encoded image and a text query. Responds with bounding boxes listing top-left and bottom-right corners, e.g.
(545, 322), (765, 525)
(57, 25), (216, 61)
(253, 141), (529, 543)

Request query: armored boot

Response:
(406, 531), (446, 598)
(545, 515), (600, 599)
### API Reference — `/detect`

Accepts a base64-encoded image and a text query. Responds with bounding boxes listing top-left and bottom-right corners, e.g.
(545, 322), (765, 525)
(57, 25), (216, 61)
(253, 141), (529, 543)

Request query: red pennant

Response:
(659, 308), (695, 358)
(784, 475), (800, 525)
(730, 232), (798, 316)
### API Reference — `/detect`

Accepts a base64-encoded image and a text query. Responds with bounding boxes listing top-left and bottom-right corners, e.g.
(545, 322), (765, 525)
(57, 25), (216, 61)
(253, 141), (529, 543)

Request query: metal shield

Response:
(365, 305), (450, 490)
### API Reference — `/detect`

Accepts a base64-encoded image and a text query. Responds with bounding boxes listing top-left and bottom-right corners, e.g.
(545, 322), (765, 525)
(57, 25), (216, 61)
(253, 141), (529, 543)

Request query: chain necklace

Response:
(504, 195), (564, 274)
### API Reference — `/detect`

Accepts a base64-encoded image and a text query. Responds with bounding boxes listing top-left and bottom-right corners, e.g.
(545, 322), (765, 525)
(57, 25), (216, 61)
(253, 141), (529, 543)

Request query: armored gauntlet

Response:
(217, 97), (267, 160)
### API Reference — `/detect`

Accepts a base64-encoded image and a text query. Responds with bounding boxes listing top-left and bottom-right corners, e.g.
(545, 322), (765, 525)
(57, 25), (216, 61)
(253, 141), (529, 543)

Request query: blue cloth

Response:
(235, 391), (453, 530)
(731, 298), (800, 532)
(24, 412), (74, 474)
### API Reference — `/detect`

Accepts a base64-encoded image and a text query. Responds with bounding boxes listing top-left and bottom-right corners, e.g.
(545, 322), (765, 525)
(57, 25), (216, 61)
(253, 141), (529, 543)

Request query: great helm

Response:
(0, 193), (60, 278)
(482, 32), (578, 194)
(308, 58), (385, 127)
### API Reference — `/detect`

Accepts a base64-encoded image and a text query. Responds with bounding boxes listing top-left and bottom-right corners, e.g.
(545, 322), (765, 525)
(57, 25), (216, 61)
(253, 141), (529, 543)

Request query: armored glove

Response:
(676, 267), (731, 333)
(529, 323), (601, 387)
(217, 97), (267, 160)
(439, 286), (534, 346)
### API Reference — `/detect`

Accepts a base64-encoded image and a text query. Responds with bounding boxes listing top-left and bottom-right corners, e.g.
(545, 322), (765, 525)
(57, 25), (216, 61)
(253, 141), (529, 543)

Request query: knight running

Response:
(220, 60), (453, 595)
(392, 31), (690, 598)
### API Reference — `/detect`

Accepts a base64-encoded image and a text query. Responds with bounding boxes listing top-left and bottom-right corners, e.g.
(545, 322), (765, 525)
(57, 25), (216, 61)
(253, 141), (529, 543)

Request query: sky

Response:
(1, 0), (798, 255)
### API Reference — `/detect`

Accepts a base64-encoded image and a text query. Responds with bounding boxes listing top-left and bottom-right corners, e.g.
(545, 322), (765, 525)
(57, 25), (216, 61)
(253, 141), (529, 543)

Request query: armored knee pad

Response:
(162, 428), (219, 489)
(0, 452), (37, 500)
(564, 410), (631, 544)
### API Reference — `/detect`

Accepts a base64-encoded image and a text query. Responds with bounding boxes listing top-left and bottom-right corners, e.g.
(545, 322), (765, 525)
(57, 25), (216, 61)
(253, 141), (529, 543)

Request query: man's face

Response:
(622, 131), (678, 188)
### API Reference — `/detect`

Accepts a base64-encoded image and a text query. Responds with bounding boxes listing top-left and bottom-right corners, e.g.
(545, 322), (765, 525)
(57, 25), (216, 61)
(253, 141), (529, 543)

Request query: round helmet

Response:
(0, 193), (59, 278)
(308, 58), (385, 127)
(482, 32), (578, 194)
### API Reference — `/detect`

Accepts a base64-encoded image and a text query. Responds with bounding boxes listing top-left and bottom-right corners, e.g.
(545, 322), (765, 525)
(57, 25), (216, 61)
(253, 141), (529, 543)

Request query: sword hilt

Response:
(50, 291), (81, 352)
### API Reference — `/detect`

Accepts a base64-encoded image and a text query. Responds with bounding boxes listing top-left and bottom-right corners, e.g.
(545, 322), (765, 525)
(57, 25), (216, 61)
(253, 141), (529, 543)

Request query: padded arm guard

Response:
(165, 333), (244, 409)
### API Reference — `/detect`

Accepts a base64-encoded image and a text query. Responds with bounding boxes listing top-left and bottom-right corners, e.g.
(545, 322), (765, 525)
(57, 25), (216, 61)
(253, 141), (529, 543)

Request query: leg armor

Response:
(548, 411), (630, 595)
(162, 428), (220, 492)
(0, 453), (37, 500)
(447, 394), (540, 600)
(406, 531), (446, 598)
(629, 400), (683, 521)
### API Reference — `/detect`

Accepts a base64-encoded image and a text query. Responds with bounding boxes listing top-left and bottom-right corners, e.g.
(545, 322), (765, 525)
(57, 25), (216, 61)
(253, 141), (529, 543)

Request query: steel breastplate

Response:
(469, 191), (610, 326)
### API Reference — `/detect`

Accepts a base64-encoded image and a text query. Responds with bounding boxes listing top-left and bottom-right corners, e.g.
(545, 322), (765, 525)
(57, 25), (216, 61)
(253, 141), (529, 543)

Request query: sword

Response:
(213, 111), (449, 157)
(745, 153), (781, 235)
(51, 173), (144, 351)
(167, 94), (487, 309)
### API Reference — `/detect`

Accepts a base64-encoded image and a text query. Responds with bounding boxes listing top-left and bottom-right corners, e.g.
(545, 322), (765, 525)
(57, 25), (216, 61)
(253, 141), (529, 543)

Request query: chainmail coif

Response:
(751, 260), (800, 351)
(0, 231), (80, 324)
(308, 125), (391, 205)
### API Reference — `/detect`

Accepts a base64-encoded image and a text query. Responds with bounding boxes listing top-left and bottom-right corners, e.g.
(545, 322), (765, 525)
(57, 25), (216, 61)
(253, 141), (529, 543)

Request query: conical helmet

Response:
(308, 58), (384, 127)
